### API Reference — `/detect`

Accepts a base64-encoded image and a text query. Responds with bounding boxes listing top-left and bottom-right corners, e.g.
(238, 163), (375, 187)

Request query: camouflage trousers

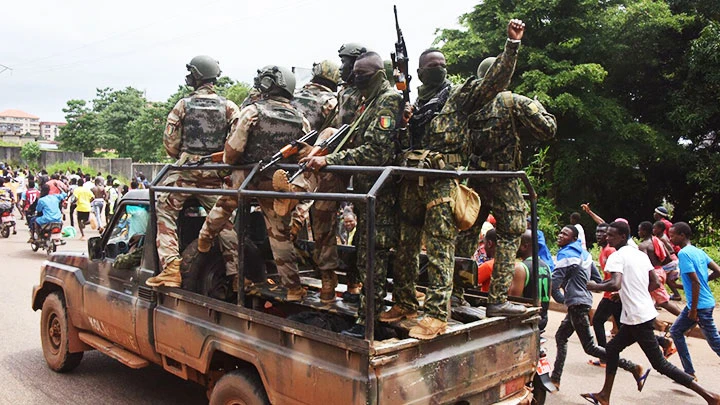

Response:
(200, 171), (314, 288)
(394, 177), (457, 321)
(355, 175), (398, 325)
(455, 177), (526, 304)
(156, 169), (237, 275)
(292, 171), (344, 272)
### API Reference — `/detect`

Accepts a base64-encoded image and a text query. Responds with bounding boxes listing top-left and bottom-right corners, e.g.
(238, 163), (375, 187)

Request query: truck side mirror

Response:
(88, 237), (104, 260)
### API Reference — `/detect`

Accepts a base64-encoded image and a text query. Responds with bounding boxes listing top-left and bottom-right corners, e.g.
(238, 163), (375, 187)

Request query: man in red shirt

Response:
(477, 229), (497, 292)
(653, 206), (673, 238)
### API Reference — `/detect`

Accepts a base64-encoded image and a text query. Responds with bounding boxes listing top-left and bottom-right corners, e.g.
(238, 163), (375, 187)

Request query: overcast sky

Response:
(0, 0), (479, 122)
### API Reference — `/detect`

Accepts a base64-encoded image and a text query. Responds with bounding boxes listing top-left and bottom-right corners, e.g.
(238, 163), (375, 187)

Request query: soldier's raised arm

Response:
(464, 19), (525, 114)
(513, 94), (557, 141)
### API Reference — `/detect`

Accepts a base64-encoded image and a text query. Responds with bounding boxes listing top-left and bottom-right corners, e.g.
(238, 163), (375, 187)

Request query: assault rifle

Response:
(259, 130), (318, 172)
(187, 151), (224, 166)
(391, 5), (411, 104)
(287, 124), (350, 182)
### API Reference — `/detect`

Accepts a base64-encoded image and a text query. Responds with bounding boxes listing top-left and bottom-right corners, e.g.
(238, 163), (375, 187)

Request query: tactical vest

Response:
(292, 86), (327, 131)
(337, 86), (363, 125)
(467, 91), (521, 171)
(409, 83), (452, 149)
(180, 95), (228, 156)
(243, 100), (305, 163)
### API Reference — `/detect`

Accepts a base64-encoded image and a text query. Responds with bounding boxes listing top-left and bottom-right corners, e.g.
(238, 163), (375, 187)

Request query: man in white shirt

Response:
(581, 221), (719, 405)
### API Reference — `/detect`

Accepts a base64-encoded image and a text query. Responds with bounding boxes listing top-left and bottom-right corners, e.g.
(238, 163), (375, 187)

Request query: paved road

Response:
(1, 222), (718, 404)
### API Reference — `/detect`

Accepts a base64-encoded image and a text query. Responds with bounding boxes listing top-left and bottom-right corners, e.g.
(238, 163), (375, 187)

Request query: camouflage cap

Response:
(312, 60), (341, 85)
(476, 57), (496, 80)
(186, 55), (222, 81)
(338, 43), (368, 58)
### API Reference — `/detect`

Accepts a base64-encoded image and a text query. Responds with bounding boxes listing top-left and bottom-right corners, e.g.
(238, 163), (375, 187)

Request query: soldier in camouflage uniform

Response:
(197, 65), (313, 301)
(276, 60), (343, 302)
(382, 20), (528, 339)
(147, 55), (240, 288)
(454, 56), (557, 316)
(301, 52), (402, 338)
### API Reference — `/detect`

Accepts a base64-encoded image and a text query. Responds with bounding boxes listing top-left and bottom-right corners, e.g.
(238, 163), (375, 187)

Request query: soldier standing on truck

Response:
(382, 19), (528, 339)
(197, 65), (314, 301)
(454, 51), (557, 317)
(301, 51), (402, 338)
(146, 55), (240, 288)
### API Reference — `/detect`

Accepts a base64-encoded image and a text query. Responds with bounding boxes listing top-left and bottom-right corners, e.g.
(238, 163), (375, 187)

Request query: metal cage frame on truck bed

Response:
(149, 162), (540, 344)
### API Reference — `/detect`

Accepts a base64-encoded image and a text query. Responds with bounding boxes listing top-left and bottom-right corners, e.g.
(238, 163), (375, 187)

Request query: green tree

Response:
(97, 87), (147, 157)
(57, 99), (101, 156)
(436, 0), (716, 235)
(20, 142), (41, 169)
(126, 101), (168, 162)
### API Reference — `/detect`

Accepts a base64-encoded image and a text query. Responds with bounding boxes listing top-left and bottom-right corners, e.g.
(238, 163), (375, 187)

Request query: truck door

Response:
(83, 202), (150, 354)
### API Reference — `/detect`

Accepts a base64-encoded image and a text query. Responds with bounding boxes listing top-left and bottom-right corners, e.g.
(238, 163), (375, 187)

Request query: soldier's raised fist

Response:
(508, 19), (525, 41)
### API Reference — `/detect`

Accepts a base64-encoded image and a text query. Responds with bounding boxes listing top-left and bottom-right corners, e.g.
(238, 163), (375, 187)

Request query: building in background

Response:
(39, 121), (66, 140)
(0, 109), (40, 137)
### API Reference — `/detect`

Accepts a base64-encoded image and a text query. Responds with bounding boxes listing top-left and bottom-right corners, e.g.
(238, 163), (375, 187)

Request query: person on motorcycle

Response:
(0, 177), (17, 235)
(30, 184), (66, 243)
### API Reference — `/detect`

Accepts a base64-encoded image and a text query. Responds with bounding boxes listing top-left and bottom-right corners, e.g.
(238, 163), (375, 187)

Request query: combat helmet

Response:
(256, 65), (296, 99)
(312, 60), (341, 85)
(338, 43), (368, 58)
(476, 57), (496, 80)
(186, 55), (222, 81)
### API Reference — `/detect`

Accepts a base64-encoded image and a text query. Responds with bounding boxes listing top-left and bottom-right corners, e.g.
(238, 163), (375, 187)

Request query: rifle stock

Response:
(259, 130), (318, 172)
(288, 124), (350, 182)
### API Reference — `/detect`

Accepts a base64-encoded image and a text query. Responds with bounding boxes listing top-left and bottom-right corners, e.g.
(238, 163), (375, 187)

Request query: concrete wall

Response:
(131, 163), (167, 184)
(0, 146), (82, 168)
(83, 158), (133, 179)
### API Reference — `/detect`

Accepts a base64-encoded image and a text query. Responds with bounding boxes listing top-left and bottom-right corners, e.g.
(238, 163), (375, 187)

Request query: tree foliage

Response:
(20, 142), (41, 168)
(58, 77), (251, 162)
(436, 0), (720, 235)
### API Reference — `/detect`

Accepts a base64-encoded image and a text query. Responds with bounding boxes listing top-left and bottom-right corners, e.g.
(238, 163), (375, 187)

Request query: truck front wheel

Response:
(40, 292), (83, 372)
(209, 369), (269, 405)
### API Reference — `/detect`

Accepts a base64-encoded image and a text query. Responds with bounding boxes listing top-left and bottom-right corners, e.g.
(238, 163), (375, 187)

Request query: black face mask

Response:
(353, 72), (374, 90)
(185, 74), (196, 88)
(340, 59), (354, 82)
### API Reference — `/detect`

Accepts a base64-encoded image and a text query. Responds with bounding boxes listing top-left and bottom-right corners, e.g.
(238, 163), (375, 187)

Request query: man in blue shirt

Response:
(32, 184), (66, 241)
(669, 222), (720, 380)
(528, 217), (555, 272)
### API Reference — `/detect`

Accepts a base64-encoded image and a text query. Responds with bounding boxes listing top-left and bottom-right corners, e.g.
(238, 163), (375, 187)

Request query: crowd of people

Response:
(0, 163), (145, 241)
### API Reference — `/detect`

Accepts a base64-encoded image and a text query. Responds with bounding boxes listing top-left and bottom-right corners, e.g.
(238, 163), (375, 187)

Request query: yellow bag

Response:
(451, 180), (481, 231)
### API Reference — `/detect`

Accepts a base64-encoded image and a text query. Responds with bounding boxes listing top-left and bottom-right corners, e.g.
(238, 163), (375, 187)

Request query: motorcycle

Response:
(30, 221), (64, 255)
(531, 337), (556, 405)
(0, 202), (16, 238)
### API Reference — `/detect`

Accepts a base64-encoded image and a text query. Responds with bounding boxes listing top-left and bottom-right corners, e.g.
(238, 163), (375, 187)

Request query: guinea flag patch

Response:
(378, 115), (394, 129)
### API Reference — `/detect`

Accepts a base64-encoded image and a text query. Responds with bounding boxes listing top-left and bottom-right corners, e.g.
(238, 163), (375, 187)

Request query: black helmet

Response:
(338, 43), (368, 58)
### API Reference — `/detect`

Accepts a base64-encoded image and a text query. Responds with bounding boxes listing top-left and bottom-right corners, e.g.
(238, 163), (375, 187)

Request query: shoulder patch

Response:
(378, 115), (395, 130)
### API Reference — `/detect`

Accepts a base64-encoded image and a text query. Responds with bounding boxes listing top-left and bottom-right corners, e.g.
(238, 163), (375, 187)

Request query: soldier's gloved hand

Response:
(299, 156), (327, 171)
(507, 19), (525, 40)
(296, 141), (313, 159)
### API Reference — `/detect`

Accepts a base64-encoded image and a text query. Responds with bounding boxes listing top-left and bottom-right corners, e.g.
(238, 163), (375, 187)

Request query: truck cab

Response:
(32, 165), (541, 404)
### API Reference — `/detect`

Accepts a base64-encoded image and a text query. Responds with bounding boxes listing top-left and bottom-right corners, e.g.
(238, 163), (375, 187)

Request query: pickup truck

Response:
(32, 164), (541, 404)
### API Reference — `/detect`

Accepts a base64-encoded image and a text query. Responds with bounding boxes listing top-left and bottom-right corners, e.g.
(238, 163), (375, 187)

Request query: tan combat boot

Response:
(408, 316), (447, 340)
(197, 236), (212, 253)
(146, 260), (182, 288)
(319, 271), (338, 303)
(379, 305), (418, 323)
(272, 169), (303, 217)
(286, 285), (307, 302)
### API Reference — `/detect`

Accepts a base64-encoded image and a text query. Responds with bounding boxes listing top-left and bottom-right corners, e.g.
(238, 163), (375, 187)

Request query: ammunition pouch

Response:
(425, 179), (481, 231)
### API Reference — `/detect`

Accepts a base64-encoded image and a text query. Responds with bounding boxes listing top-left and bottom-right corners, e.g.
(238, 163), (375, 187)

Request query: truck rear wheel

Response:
(209, 369), (269, 405)
(40, 292), (83, 372)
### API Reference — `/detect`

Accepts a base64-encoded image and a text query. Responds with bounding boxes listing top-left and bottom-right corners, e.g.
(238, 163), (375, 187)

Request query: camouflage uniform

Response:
(156, 83), (240, 276)
(325, 78), (401, 325)
(199, 96), (312, 289)
(334, 85), (364, 126)
(455, 90), (556, 304)
(392, 40), (521, 321)
(292, 82), (338, 132)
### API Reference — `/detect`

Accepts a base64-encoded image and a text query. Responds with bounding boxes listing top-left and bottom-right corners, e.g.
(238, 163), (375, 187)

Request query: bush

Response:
(21, 142), (41, 169)
(45, 161), (96, 176)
